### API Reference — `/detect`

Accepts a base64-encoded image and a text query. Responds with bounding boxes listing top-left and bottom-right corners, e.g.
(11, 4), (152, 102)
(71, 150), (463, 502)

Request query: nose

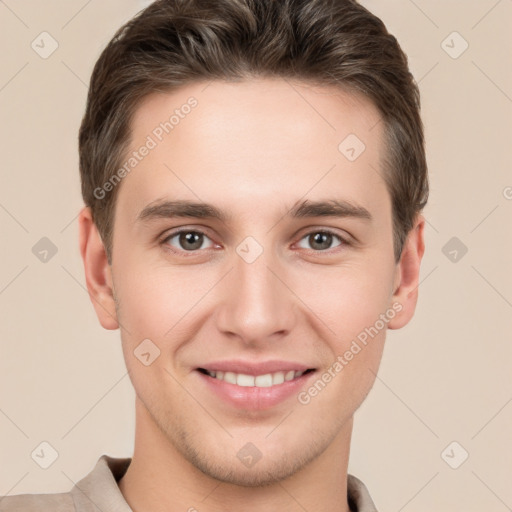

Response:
(214, 246), (297, 347)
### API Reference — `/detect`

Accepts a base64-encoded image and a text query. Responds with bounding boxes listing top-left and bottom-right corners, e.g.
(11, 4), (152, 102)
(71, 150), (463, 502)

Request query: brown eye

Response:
(296, 230), (345, 251)
(163, 230), (214, 252)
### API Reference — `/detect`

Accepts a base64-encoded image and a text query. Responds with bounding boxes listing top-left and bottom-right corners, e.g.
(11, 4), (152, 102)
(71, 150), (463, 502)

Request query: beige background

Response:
(1, 1), (511, 510)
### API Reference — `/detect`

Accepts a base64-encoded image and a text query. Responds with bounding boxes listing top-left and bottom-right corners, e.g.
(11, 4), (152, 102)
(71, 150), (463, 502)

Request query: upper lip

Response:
(197, 360), (315, 376)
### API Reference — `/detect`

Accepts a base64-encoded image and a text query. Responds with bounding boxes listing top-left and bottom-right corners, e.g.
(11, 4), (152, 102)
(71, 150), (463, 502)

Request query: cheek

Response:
(114, 266), (187, 398)
(113, 256), (219, 354)
(291, 261), (394, 340)
(114, 250), (177, 323)
(117, 274), (170, 336)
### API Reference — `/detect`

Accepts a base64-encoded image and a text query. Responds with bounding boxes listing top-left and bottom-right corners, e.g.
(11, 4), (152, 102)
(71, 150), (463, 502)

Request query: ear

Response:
(78, 206), (119, 330)
(387, 214), (426, 330)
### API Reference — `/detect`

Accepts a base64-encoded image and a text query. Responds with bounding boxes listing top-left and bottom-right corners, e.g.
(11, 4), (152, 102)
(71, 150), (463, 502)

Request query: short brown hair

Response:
(79, 0), (428, 264)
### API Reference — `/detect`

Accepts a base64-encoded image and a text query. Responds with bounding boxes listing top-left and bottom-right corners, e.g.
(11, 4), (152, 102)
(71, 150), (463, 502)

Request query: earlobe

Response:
(387, 214), (426, 330)
(78, 206), (119, 330)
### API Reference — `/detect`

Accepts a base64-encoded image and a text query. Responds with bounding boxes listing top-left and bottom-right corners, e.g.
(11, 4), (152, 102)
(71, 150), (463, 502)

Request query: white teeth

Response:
(254, 374), (273, 387)
(272, 371), (285, 385)
(203, 369), (310, 387)
(224, 371), (237, 384)
(284, 370), (295, 381)
(237, 374), (255, 387)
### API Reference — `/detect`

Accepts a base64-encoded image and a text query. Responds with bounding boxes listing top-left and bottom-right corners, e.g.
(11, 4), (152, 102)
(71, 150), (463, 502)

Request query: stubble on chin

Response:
(144, 399), (338, 488)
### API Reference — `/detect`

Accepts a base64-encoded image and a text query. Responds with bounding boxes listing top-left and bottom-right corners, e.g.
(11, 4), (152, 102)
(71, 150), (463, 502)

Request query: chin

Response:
(185, 451), (308, 487)
(171, 428), (330, 488)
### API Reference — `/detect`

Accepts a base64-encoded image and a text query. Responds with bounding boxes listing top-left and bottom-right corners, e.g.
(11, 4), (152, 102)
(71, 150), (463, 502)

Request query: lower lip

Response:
(196, 370), (316, 410)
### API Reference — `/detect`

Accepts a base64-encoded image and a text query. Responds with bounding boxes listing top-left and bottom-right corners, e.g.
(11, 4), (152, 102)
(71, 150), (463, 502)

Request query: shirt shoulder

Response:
(0, 454), (132, 512)
(0, 491), (75, 512)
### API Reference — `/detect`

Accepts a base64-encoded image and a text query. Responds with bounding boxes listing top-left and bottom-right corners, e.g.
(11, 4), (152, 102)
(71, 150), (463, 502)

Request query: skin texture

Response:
(79, 79), (425, 512)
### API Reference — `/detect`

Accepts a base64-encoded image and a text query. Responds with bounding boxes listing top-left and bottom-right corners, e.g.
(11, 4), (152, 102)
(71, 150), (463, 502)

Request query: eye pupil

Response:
(310, 232), (332, 250)
(180, 231), (203, 250)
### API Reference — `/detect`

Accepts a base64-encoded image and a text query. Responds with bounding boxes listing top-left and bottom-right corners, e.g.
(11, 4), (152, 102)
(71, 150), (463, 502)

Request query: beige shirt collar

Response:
(71, 454), (378, 512)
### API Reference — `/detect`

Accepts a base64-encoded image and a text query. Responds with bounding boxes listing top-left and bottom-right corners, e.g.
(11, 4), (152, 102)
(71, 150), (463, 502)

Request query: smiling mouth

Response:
(196, 368), (315, 388)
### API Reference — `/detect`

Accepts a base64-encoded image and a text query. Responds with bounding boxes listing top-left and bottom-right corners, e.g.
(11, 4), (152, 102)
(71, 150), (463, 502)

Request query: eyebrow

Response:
(136, 198), (372, 224)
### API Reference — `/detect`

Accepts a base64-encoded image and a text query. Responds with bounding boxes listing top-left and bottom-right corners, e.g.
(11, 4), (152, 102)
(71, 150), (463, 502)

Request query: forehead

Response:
(117, 78), (387, 223)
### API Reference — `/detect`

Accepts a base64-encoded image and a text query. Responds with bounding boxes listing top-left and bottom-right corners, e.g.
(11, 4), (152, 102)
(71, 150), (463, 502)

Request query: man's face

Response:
(105, 79), (404, 485)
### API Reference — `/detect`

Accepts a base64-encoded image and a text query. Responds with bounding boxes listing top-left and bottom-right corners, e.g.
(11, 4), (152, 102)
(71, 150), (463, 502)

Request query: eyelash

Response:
(160, 228), (351, 257)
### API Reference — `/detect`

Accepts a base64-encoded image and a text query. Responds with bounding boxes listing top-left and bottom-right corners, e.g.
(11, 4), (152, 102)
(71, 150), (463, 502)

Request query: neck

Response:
(118, 398), (353, 512)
